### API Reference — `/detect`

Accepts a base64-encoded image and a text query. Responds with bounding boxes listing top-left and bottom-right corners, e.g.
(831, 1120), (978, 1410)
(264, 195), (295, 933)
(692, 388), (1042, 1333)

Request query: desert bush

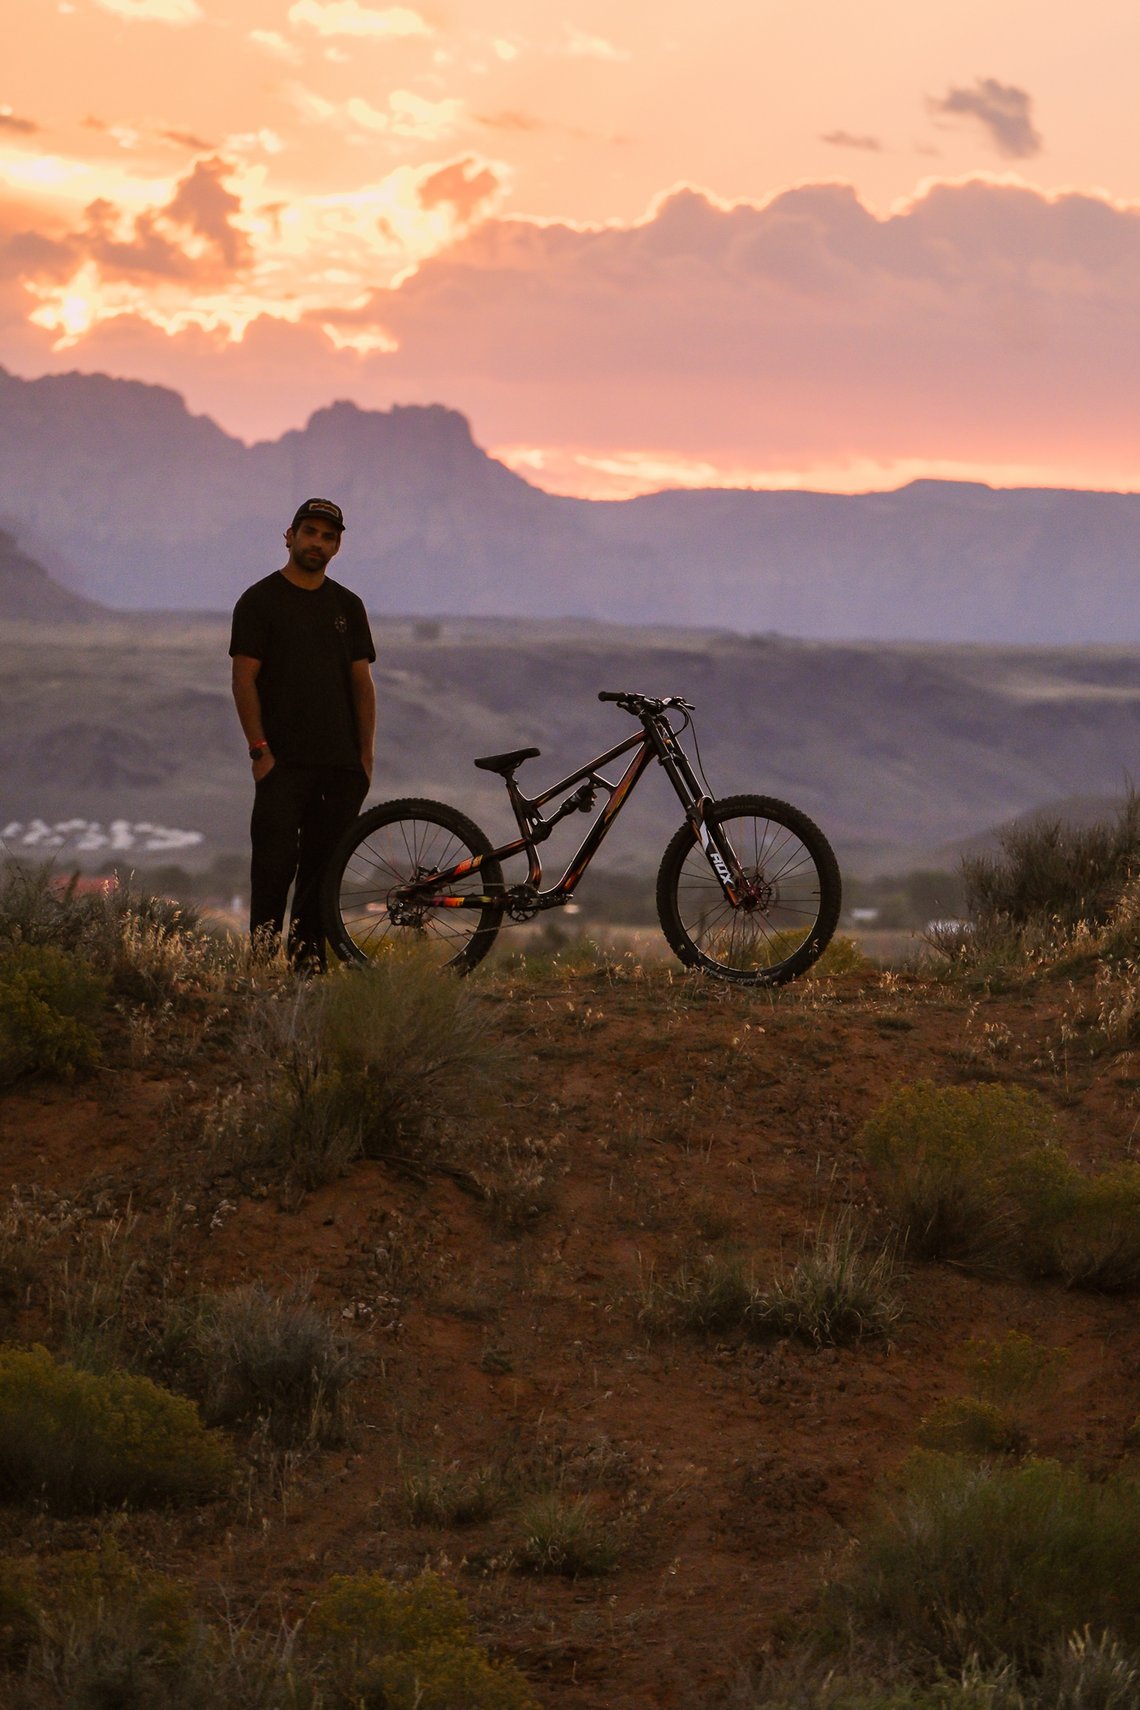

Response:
(1042, 1165), (1140, 1292)
(106, 900), (232, 1006)
(915, 1396), (1027, 1458)
(22, 1544), (197, 1707)
(305, 1570), (535, 1708)
(241, 954), (506, 1187)
(863, 1083), (1140, 1291)
(748, 1211), (902, 1347)
(0, 943), (105, 1082)
(194, 1281), (366, 1446)
(859, 1082), (1071, 1274)
(962, 796), (1140, 938)
(965, 1332), (1067, 1412)
(0, 1344), (234, 1511)
(0, 863), (232, 1004)
(831, 1453), (1140, 1671)
(513, 1493), (619, 1577)
(639, 1250), (754, 1334)
(7, 1544), (317, 1710)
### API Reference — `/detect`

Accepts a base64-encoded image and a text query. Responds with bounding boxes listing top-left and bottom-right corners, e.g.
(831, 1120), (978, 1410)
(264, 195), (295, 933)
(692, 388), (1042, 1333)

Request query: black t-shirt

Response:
(229, 572), (376, 769)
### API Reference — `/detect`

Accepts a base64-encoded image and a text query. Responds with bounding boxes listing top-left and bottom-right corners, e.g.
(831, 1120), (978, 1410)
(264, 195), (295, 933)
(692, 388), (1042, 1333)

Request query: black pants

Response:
(249, 764), (368, 969)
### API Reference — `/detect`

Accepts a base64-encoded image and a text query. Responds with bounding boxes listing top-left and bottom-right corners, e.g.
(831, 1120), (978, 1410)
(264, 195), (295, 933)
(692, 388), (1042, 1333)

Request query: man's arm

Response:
(231, 655), (275, 779)
(351, 657), (376, 782)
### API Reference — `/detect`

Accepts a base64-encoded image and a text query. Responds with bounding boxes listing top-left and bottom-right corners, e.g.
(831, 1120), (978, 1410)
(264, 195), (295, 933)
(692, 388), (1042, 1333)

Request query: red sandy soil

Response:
(1, 956), (1138, 1707)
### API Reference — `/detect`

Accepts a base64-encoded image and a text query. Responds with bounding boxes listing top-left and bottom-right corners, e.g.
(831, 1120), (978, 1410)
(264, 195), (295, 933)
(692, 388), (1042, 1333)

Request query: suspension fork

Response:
(648, 716), (749, 906)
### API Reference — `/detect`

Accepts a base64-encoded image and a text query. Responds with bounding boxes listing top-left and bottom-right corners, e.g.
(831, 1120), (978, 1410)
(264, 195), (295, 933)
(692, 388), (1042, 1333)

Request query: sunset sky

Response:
(4, 0), (1140, 497)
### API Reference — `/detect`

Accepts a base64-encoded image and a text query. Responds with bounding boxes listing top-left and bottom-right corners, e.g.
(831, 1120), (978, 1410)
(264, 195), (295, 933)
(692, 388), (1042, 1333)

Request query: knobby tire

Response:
(321, 797), (504, 974)
(656, 793), (841, 985)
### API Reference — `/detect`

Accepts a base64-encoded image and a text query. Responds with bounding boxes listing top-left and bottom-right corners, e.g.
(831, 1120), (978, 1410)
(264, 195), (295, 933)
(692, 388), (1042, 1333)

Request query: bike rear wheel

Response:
(656, 794), (841, 985)
(321, 797), (504, 973)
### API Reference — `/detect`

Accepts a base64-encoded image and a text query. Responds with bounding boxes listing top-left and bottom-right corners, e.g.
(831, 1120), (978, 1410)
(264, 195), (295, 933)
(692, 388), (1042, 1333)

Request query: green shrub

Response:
(0, 1344), (234, 1511)
(859, 1082), (1069, 1273)
(305, 1571), (535, 1708)
(195, 1282), (366, 1446)
(748, 1212), (902, 1347)
(831, 1453), (1140, 1670)
(962, 795), (1140, 935)
(513, 1494), (619, 1577)
(0, 943), (105, 1081)
(28, 1544), (197, 1705)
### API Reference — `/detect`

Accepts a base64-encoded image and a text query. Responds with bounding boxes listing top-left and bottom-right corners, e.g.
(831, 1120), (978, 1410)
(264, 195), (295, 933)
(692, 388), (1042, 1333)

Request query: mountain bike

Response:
(320, 691), (841, 984)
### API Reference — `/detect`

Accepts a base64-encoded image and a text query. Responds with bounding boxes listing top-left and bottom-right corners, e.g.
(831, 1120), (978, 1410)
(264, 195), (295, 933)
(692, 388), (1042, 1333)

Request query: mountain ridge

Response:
(2, 365), (1138, 640)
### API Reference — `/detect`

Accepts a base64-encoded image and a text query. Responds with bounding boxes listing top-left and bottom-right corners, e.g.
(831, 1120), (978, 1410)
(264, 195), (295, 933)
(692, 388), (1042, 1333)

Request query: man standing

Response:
(230, 498), (376, 969)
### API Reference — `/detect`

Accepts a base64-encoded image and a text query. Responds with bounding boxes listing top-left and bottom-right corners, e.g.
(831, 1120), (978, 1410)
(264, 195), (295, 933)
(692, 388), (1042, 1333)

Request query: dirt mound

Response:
(1, 958), (1138, 1706)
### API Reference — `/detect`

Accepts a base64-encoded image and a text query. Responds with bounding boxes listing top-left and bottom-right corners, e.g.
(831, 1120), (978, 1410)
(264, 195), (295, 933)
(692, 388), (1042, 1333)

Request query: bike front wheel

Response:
(656, 794), (841, 985)
(321, 797), (505, 974)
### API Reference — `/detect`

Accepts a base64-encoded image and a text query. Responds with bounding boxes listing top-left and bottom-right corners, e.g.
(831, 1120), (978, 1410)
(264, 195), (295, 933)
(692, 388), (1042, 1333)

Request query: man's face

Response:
(286, 517), (341, 574)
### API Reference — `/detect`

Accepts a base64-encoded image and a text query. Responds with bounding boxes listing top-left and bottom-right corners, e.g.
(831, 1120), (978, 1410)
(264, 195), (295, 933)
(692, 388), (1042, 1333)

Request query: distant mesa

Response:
(3, 364), (1140, 642)
(0, 526), (103, 623)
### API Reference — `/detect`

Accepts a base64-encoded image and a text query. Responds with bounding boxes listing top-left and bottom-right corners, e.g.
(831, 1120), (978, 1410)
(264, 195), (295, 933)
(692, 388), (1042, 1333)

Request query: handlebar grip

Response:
(598, 691), (628, 702)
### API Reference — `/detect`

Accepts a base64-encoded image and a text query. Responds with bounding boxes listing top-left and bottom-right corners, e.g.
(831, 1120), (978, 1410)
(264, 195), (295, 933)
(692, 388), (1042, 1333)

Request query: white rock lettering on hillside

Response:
(1, 819), (204, 854)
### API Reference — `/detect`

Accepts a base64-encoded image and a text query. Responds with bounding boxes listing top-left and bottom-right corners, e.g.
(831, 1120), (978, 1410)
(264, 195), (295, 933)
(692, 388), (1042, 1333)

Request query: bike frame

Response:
(401, 706), (748, 913)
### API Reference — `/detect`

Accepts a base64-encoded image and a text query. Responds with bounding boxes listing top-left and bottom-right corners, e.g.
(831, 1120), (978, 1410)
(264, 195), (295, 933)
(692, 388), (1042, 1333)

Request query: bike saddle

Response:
(473, 747), (541, 776)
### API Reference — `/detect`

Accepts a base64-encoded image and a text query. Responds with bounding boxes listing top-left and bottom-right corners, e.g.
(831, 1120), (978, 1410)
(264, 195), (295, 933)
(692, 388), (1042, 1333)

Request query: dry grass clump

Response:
(748, 1211), (902, 1348)
(0, 1344), (233, 1512)
(640, 1214), (900, 1348)
(402, 1460), (504, 1528)
(639, 1250), (755, 1334)
(513, 1493), (620, 1578)
(194, 1281), (366, 1447)
(829, 1452), (1140, 1672)
(722, 1655), (1025, 1708)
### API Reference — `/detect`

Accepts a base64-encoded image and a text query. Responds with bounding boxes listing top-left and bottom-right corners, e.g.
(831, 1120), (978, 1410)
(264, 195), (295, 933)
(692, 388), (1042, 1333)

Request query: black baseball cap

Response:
(291, 497), (345, 532)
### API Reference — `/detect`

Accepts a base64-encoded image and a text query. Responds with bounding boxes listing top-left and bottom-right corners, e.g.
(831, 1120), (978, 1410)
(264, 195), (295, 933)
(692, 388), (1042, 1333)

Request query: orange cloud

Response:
(7, 175), (1140, 498)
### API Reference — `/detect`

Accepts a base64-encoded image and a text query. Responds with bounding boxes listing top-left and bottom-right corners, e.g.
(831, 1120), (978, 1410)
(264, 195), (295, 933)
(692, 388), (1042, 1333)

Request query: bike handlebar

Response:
(598, 690), (694, 716)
